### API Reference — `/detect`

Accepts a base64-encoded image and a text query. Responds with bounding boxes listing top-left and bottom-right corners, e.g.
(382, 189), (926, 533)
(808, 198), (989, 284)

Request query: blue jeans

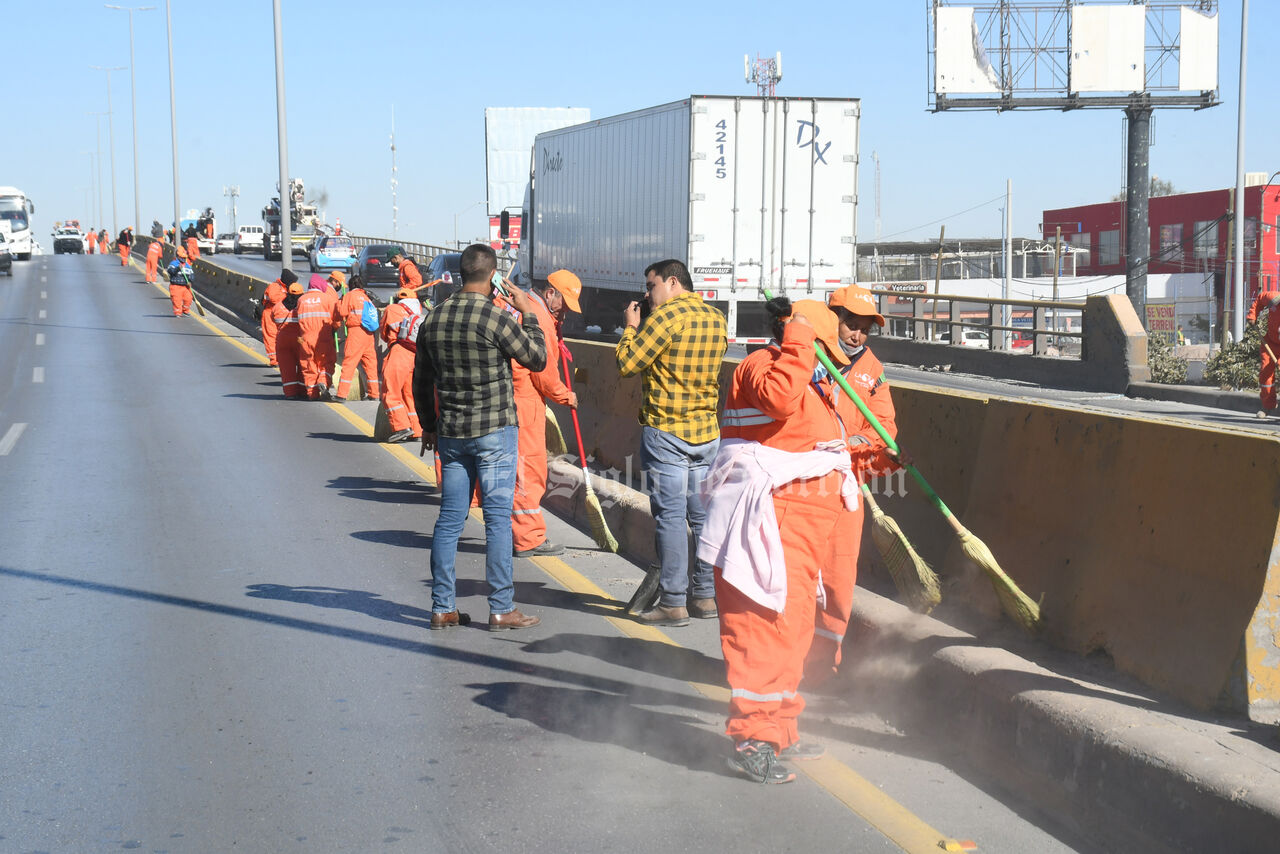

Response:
(641, 426), (718, 608)
(430, 425), (519, 615)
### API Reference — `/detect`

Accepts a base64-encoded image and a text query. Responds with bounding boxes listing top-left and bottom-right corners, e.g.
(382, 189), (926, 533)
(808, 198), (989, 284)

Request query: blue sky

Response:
(6, 1), (1274, 246)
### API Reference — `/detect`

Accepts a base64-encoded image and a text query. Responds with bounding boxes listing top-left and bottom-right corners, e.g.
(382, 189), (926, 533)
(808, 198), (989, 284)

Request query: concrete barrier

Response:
(551, 337), (1280, 720)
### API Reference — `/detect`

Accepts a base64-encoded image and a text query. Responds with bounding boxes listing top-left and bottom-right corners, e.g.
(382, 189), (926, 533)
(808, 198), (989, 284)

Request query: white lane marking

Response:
(35, 333), (45, 346)
(41, 291), (46, 299)
(32, 367), (44, 383)
(41, 275), (47, 282)
(0, 423), (27, 456)
(38, 309), (46, 319)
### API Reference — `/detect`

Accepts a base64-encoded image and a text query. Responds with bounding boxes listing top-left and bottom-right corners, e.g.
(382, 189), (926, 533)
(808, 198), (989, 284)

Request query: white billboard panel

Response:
(935, 7), (1001, 94)
(1179, 7), (1219, 92)
(484, 107), (590, 216)
(1070, 5), (1145, 93)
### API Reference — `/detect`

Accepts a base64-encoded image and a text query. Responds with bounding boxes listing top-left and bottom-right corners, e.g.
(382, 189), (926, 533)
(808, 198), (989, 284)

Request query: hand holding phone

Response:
(491, 271), (510, 298)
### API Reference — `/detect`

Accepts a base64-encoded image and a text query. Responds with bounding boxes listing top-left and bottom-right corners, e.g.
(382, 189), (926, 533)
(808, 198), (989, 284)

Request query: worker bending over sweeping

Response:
(1246, 287), (1280, 418)
(699, 298), (860, 784)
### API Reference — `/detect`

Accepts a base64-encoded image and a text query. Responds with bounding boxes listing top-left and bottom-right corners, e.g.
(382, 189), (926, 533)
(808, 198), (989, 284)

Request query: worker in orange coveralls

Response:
(117, 226), (133, 265)
(165, 246), (194, 317)
(145, 239), (164, 283)
(184, 224), (200, 260)
(387, 247), (423, 295)
(700, 298), (855, 785)
(802, 284), (903, 685)
(86, 229), (97, 254)
(273, 281), (306, 399)
(510, 269), (581, 558)
(335, 273), (381, 402)
(1247, 287), (1280, 418)
(297, 275), (340, 400)
(261, 269), (294, 367)
(379, 287), (425, 442)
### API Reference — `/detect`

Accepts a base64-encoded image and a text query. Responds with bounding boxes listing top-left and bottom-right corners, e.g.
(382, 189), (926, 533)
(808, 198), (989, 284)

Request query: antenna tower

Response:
(390, 105), (398, 239)
(744, 52), (782, 97)
(871, 151), (882, 242)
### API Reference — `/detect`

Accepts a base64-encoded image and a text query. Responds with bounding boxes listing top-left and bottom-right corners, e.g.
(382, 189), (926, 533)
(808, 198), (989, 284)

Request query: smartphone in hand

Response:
(491, 271), (510, 298)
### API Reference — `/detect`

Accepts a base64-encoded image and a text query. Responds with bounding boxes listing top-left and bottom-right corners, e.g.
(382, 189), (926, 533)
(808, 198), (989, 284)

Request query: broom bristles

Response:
(545, 406), (569, 456)
(582, 473), (619, 553)
(958, 530), (1042, 634)
(867, 502), (941, 614)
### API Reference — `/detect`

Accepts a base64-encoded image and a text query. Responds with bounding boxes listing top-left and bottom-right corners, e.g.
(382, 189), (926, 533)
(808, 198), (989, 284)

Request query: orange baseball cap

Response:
(175, 246), (188, 258)
(547, 269), (582, 314)
(396, 287), (416, 300)
(828, 284), (885, 327)
(327, 270), (346, 286)
(287, 282), (305, 295)
(789, 299), (850, 366)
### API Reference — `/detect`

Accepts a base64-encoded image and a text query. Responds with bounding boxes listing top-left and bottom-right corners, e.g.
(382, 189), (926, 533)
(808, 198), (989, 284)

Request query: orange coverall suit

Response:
(118, 231), (131, 265)
(1246, 289), (1280, 411)
(145, 241), (163, 283)
(335, 288), (380, 401)
(186, 235), (200, 259)
(261, 280), (286, 367)
(510, 293), (574, 551)
(717, 323), (849, 751)
(806, 347), (900, 678)
(296, 290), (338, 399)
(397, 258), (423, 293)
(273, 300), (305, 399)
(86, 231), (97, 254)
(380, 300), (423, 436)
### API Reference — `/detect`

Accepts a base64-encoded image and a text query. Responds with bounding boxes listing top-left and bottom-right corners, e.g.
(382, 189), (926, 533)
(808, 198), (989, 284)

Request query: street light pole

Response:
(223, 185), (239, 235)
(106, 5), (154, 235)
(90, 65), (125, 237)
(164, 0), (180, 243)
(454, 200), (488, 249)
(272, 0), (292, 271)
(1232, 0), (1249, 344)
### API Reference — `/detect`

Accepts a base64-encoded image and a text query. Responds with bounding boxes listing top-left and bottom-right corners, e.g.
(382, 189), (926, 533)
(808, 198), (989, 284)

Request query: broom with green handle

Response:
(860, 482), (941, 614)
(766, 291), (1040, 631)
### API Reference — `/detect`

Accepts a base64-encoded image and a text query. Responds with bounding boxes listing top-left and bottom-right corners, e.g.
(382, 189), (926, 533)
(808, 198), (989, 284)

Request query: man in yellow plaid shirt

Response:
(616, 259), (728, 626)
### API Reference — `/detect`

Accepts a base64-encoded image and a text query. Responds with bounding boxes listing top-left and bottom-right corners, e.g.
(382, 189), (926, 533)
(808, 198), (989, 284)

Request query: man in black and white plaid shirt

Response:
(413, 244), (547, 632)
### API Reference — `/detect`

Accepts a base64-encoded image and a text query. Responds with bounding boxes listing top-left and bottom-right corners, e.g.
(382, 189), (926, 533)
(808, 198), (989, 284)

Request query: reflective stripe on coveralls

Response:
(145, 242), (163, 283)
(273, 306), (305, 398)
(380, 302), (421, 436)
(716, 321), (848, 751)
(336, 289), (380, 399)
(260, 280), (286, 366)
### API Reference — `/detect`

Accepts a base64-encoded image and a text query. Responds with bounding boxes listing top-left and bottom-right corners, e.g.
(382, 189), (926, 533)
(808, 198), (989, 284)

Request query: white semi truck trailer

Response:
(515, 95), (860, 342)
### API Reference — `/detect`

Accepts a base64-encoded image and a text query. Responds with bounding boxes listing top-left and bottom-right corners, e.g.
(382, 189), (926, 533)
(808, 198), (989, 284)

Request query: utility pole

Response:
(391, 105), (398, 239)
(223, 185), (239, 235)
(1232, 0), (1249, 344)
(1003, 179), (1012, 350)
(1125, 106), (1152, 327)
(164, 0), (180, 242)
(1052, 225), (1062, 337)
(272, 0), (292, 270)
(872, 150), (882, 242)
(91, 65), (126, 237)
(106, 5), (155, 234)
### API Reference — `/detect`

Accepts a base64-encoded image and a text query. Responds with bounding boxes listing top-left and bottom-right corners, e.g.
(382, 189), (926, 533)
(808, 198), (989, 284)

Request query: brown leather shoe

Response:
(488, 608), (541, 631)
(429, 610), (470, 631)
(689, 597), (718, 619)
(636, 604), (690, 627)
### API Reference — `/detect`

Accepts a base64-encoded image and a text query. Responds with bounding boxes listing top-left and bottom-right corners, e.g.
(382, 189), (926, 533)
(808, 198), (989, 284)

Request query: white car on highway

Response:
(234, 225), (264, 254)
(216, 233), (236, 253)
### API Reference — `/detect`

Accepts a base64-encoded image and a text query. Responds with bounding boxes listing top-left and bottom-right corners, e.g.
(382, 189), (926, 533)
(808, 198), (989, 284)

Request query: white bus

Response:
(0, 187), (36, 260)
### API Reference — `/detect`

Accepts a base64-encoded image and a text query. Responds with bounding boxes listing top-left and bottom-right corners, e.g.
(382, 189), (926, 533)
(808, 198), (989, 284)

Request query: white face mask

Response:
(841, 340), (864, 358)
(812, 363), (829, 384)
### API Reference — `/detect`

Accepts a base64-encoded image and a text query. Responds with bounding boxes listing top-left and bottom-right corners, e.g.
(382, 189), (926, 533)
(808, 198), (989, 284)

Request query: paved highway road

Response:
(1, 254), (1089, 851)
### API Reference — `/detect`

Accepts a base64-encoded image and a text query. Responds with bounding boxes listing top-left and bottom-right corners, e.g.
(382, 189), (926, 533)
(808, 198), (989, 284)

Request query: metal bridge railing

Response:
(346, 234), (516, 274)
(868, 285), (1086, 357)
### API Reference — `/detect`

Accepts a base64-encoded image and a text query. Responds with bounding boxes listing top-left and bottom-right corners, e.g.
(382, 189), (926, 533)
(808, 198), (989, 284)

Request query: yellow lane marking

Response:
(137, 257), (269, 365)
(166, 257), (966, 852)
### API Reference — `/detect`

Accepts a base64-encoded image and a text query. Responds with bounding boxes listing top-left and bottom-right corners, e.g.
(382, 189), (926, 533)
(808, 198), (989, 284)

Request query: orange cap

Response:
(175, 246), (188, 258)
(546, 269), (582, 314)
(828, 284), (885, 327)
(327, 270), (346, 286)
(287, 282), (305, 295)
(396, 287), (416, 300)
(789, 299), (850, 366)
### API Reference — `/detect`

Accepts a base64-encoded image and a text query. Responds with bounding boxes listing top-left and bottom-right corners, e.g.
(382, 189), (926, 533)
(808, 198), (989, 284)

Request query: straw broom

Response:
(861, 482), (941, 614)
(817, 347), (1041, 633)
(559, 348), (618, 552)
(545, 405), (569, 456)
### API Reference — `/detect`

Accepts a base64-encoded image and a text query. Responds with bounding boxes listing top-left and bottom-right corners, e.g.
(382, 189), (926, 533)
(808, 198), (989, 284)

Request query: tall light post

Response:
(106, 5), (154, 235)
(1232, 0), (1250, 344)
(83, 152), (95, 223)
(164, 0), (180, 241)
(86, 112), (107, 228)
(90, 65), (125, 237)
(272, 0), (292, 271)
(454, 200), (488, 249)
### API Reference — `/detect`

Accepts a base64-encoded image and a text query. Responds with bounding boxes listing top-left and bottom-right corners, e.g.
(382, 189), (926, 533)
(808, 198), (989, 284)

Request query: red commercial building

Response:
(1042, 181), (1280, 301)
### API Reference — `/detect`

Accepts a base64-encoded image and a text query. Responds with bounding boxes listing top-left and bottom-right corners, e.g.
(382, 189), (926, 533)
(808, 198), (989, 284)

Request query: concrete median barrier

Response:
(552, 338), (1280, 719)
